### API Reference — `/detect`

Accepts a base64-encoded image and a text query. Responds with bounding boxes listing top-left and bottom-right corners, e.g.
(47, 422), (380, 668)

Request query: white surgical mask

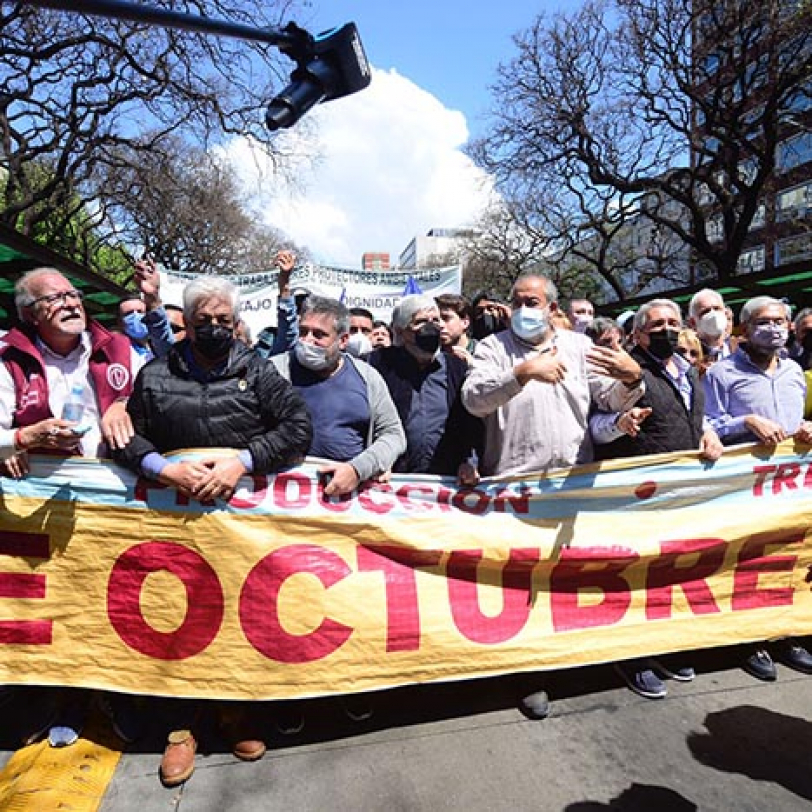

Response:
(572, 314), (593, 333)
(511, 305), (550, 344)
(294, 341), (334, 372)
(697, 310), (727, 339)
(346, 332), (372, 358)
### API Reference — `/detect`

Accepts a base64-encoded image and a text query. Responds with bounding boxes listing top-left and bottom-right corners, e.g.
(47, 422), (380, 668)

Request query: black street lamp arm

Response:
(20, 0), (372, 130)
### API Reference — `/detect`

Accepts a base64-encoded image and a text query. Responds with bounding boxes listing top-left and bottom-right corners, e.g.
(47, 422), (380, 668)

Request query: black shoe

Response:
(98, 692), (144, 743)
(773, 639), (812, 675)
(19, 689), (60, 746)
(274, 701), (305, 735)
(614, 663), (667, 699)
(339, 694), (374, 722)
(743, 648), (777, 682)
(519, 689), (550, 720)
(652, 658), (696, 682)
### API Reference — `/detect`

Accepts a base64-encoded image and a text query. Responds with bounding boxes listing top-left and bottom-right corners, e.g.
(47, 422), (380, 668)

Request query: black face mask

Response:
(194, 322), (234, 360)
(646, 328), (680, 360)
(472, 312), (506, 340)
(414, 322), (442, 355)
(802, 332), (812, 353)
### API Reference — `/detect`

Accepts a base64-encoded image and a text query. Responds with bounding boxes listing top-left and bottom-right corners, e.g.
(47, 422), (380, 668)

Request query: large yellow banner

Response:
(0, 442), (810, 700)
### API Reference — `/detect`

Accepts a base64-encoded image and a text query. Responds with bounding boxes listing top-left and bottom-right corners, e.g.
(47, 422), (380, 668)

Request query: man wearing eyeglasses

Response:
(705, 295), (812, 682)
(0, 267), (143, 474)
(0, 267), (145, 747)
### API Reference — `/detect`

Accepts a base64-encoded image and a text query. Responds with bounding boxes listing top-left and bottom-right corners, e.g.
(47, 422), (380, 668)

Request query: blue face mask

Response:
(123, 311), (149, 341)
(511, 305), (550, 344)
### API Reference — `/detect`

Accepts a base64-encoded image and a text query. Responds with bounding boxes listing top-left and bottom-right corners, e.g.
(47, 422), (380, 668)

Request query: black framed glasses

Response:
(27, 289), (84, 309)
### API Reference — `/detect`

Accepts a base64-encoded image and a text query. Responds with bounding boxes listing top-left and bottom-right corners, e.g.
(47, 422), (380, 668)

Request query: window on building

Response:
(781, 81), (812, 117)
(776, 132), (812, 172)
(707, 216), (724, 244)
(736, 245), (765, 274)
(776, 182), (812, 222)
(776, 233), (812, 266)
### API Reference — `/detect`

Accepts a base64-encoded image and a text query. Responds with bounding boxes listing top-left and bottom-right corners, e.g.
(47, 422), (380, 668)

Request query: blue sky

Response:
(302, 1), (573, 136)
(230, 1), (579, 266)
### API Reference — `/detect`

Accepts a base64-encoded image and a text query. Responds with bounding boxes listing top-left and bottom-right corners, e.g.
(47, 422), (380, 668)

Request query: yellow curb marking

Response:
(0, 716), (122, 812)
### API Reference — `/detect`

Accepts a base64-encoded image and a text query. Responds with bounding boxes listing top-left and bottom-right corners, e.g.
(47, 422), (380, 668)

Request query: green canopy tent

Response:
(0, 223), (129, 330)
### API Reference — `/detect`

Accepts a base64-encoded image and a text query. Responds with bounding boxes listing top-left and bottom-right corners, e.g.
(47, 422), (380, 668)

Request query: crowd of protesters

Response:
(1, 255), (811, 787)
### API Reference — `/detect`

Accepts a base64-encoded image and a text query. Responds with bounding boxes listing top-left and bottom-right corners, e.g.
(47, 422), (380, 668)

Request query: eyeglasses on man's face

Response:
(28, 289), (85, 309)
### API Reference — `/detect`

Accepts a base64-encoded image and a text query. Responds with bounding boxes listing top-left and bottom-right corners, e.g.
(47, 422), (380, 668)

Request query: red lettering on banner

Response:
(0, 530), (52, 645)
(436, 486), (454, 512)
(805, 462), (812, 489)
(550, 547), (638, 632)
(447, 549), (540, 644)
(229, 476), (269, 509)
(752, 465), (776, 497)
(493, 487), (531, 515)
(133, 478), (214, 507)
(240, 544), (353, 663)
(317, 479), (353, 513)
(452, 488), (490, 516)
(108, 542), (224, 660)
(772, 463), (801, 495)
(732, 534), (800, 611)
(358, 482), (395, 515)
(645, 538), (725, 620)
(134, 477), (168, 503)
(357, 545), (443, 651)
(273, 473), (311, 509)
(396, 484), (436, 512)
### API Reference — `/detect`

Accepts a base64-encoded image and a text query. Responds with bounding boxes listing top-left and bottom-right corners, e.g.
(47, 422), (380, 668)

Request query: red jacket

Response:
(0, 321), (135, 450)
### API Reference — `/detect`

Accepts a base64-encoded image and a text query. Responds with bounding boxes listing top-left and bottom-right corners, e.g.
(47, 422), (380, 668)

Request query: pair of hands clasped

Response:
(159, 456), (247, 502)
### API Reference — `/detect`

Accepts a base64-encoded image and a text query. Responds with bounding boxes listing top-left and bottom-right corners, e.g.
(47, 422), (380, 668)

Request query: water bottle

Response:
(61, 383), (84, 423)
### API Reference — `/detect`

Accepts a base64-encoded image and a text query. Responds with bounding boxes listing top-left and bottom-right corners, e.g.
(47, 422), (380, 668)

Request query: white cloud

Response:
(224, 67), (494, 268)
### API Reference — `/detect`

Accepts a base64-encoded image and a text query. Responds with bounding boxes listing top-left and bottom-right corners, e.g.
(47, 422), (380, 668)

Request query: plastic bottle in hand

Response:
(61, 384), (84, 423)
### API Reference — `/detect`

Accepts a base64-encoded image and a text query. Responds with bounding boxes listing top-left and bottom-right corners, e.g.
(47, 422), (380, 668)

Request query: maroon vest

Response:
(0, 321), (135, 439)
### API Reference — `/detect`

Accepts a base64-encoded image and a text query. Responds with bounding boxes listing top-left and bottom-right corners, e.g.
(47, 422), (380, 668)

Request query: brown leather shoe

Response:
(231, 736), (266, 762)
(160, 729), (197, 787)
(219, 707), (266, 762)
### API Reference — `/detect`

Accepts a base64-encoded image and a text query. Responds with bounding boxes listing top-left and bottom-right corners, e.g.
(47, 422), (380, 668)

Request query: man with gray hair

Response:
(115, 274), (312, 787)
(705, 294), (812, 681)
(270, 294), (405, 728)
(369, 294), (482, 480)
(688, 288), (736, 362)
(592, 298), (723, 700)
(271, 294), (405, 499)
(462, 274), (644, 477)
(462, 273), (645, 719)
(0, 267), (144, 747)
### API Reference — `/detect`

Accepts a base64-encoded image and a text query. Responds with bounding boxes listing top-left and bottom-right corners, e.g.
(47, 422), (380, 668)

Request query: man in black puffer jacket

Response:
(113, 275), (311, 789)
(116, 280), (311, 489)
